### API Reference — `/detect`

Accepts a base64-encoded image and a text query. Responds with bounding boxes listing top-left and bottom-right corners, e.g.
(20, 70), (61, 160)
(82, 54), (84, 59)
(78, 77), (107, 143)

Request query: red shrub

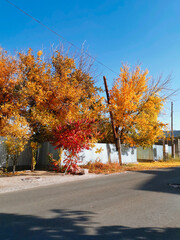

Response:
(51, 119), (97, 172)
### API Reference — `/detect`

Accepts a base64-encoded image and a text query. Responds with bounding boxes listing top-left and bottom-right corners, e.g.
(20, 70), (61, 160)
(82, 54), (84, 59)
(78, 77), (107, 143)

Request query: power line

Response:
(5, 0), (119, 76)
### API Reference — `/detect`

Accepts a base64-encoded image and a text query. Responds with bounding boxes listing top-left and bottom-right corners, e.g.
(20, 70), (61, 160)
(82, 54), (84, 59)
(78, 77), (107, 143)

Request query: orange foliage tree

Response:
(0, 48), (105, 171)
(18, 49), (104, 144)
(109, 65), (168, 164)
(3, 116), (30, 173)
(0, 49), (20, 134)
(0, 49), (30, 172)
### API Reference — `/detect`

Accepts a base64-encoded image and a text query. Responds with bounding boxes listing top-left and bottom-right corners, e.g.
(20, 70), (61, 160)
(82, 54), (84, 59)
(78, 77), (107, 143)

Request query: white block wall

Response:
(59, 143), (137, 165)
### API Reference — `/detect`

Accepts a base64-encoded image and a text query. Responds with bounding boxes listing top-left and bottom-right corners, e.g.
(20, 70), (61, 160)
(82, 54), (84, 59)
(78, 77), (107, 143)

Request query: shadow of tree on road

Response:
(1, 209), (180, 240)
(136, 167), (180, 195)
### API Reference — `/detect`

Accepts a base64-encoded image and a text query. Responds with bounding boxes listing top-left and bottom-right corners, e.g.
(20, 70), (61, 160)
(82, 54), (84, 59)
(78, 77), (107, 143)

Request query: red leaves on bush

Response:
(51, 119), (97, 172)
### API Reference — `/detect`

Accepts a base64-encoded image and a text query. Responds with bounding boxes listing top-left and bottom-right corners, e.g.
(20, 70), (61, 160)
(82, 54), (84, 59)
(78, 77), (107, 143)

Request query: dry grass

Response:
(1, 159), (180, 176)
(82, 162), (124, 174)
(82, 159), (180, 174)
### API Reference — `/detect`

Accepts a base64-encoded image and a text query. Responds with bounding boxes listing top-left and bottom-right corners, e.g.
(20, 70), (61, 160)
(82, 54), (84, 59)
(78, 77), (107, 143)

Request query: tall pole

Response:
(103, 76), (117, 140)
(103, 76), (122, 165)
(171, 102), (175, 158)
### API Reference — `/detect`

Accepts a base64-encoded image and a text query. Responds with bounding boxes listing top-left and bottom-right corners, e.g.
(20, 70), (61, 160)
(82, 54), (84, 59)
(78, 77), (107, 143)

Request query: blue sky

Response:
(1, 0), (180, 129)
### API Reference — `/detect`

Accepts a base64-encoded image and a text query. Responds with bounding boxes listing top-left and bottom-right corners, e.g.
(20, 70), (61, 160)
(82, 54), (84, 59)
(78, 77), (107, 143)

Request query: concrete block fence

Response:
(38, 143), (137, 167)
(0, 137), (174, 169)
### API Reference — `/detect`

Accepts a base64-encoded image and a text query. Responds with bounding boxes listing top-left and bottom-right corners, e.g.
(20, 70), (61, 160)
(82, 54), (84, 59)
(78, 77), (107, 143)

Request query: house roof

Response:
(164, 130), (180, 138)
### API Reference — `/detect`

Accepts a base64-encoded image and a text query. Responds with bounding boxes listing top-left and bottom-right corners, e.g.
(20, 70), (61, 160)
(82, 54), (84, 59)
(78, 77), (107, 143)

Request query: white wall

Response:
(137, 144), (172, 161)
(153, 145), (163, 161)
(59, 143), (137, 165)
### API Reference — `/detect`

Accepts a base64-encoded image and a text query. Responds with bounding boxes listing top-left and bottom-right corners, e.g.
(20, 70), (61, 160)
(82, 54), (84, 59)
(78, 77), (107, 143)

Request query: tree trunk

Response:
(13, 160), (16, 174)
(31, 154), (33, 172)
(31, 149), (35, 172)
(13, 155), (18, 174)
(58, 147), (63, 170)
(5, 154), (9, 173)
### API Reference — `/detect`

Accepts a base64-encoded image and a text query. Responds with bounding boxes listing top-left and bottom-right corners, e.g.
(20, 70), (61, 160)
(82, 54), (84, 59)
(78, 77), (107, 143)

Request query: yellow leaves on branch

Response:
(37, 50), (43, 57)
(110, 64), (166, 147)
(0, 50), (19, 125)
(3, 116), (30, 156)
(0, 48), (104, 145)
(30, 141), (39, 150)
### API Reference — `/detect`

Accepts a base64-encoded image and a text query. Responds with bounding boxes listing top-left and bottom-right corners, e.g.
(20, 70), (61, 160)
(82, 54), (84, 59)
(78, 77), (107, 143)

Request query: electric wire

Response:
(5, 0), (119, 76)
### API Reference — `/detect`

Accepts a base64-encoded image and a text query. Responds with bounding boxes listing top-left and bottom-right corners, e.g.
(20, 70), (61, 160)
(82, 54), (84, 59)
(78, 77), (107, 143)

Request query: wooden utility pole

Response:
(171, 102), (175, 158)
(103, 76), (122, 165)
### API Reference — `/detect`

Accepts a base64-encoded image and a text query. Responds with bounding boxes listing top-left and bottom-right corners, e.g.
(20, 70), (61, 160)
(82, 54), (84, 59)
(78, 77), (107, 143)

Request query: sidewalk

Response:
(0, 171), (103, 194)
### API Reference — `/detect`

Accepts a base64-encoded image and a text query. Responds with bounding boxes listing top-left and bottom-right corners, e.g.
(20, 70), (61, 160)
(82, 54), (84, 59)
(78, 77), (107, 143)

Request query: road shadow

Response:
(136, 167), (180, 195)
(1, 209), (180, 240)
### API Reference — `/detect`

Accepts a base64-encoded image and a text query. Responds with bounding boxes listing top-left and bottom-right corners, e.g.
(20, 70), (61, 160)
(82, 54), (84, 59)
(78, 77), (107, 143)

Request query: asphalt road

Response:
(0, 168), (180, 240)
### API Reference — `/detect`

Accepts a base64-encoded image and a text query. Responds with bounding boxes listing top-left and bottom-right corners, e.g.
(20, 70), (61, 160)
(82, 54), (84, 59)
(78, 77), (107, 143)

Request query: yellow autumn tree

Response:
(109, 65), (168, 164)
(3, 116), (30, 173)
(18, 49), (104, 143)
(0, 47), (105, 171)
(0, 48), (20, 134)
(0, 49), (30, 172)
